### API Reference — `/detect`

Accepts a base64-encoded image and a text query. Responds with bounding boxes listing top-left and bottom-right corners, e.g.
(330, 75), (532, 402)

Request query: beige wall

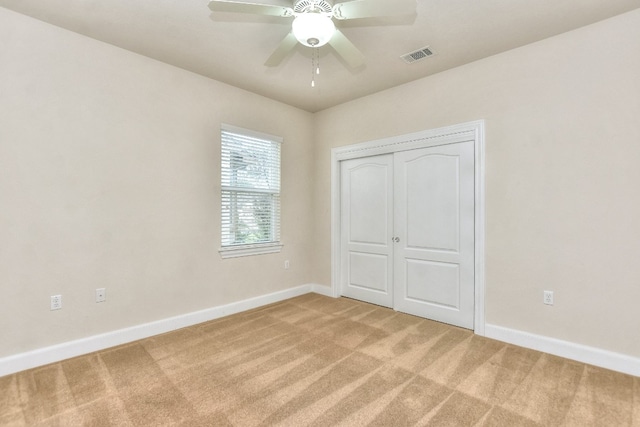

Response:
(313, 9), (640, 358)
(0, 8), (315, 358)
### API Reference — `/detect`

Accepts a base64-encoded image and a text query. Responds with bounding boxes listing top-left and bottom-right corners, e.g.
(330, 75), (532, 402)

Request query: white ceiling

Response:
(2, 0), (639, 112)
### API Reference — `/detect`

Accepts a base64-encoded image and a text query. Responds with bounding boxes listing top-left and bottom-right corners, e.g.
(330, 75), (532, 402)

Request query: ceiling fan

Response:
(208, 0), (417, 68)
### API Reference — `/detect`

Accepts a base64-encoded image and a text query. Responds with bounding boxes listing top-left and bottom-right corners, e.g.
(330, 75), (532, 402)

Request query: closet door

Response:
(393, 141), (475, 329)
(340, 155), (394, 307)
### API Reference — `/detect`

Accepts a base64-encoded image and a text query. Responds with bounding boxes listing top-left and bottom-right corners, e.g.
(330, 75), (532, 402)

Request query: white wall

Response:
(313, 9), (640, 359)
(0, 8), (315, 359)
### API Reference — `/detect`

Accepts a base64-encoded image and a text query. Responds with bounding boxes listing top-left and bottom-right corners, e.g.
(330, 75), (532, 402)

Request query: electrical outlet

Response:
(543, 290), (554, 306)
(96, 288), (106, 303)
(50, 295), (62, 310)
(284, 260), (290, 270)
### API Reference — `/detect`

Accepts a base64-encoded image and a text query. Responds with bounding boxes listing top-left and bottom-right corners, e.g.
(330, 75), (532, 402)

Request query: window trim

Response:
(218, 124), (283, 259)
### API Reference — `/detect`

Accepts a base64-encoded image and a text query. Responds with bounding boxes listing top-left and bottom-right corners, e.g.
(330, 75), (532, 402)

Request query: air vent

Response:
(401, 46), (435, 64)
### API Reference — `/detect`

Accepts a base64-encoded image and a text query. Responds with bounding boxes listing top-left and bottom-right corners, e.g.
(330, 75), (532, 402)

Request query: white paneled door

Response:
(340, 155), (394, 308)
(340, 141), (475, 329)
(393, 141), (475, 329)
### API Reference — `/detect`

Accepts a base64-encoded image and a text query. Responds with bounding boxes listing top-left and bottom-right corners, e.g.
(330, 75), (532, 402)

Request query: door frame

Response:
(330, 120), (486, 335)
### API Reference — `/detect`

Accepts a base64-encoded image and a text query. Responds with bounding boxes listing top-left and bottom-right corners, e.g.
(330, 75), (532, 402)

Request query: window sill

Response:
(219, 243), (283, 259)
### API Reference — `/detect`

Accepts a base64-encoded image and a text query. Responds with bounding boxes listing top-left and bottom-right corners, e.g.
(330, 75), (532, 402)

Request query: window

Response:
(219, 125), (282, 258)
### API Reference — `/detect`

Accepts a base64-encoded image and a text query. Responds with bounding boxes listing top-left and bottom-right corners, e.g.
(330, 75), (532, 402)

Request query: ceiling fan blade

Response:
(333, 0), (416, 20)
(208, 0), (293, 18)
(264, 33), (298, 67)
(329, 30), (365, 68)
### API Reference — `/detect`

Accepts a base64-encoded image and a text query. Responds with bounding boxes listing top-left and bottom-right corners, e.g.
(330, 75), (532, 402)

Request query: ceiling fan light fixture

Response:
(292, 13), (335, 47)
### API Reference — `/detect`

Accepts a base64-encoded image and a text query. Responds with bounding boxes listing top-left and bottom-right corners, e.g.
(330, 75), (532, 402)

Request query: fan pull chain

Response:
(311, 48), (320, 87)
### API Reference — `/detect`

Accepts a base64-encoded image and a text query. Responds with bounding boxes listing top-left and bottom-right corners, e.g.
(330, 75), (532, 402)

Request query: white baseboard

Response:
(0, 284), (327, 377)
(485, 323), (640, 377)
(311, 284), (334, 297)
(8, 294), (635, 379)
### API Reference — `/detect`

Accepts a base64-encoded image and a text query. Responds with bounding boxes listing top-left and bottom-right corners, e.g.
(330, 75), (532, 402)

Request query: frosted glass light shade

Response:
(292, 13), (336, 47)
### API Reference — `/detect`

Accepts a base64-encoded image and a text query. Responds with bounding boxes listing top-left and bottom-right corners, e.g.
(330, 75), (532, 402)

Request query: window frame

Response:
(218, 124), (283, 259)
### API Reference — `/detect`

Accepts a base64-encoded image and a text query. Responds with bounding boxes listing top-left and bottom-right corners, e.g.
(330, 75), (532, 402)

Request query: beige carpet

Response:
(1, 294), (638, 426)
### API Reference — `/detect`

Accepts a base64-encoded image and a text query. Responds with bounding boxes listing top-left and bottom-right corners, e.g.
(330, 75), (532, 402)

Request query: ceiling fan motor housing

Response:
(293, 0), (333, 14)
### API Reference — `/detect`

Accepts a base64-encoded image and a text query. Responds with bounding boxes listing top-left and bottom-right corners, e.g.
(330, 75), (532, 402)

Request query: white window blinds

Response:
(221, 126), (281, 251)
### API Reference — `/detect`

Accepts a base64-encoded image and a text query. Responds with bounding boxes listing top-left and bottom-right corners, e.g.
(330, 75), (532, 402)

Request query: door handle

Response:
(393, 237), (400, 243)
